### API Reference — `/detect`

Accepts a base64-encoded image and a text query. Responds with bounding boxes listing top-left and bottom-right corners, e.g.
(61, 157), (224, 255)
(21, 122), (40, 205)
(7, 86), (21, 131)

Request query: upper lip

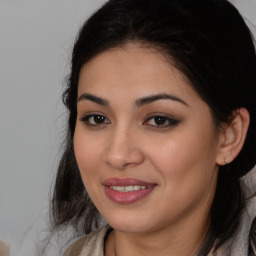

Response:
(103, 177), (156, 187)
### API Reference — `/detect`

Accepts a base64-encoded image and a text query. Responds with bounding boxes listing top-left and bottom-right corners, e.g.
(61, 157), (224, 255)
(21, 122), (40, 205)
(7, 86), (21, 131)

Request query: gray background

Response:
(0, 1), (255, 255)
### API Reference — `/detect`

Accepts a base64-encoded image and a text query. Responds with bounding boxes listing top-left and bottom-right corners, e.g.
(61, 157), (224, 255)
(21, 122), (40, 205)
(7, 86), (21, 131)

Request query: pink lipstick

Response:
(103, 178), (156, 204)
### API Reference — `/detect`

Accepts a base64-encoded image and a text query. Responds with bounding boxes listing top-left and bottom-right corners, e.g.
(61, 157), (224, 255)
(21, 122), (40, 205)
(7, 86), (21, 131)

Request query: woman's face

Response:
(74, 44), (221, 234)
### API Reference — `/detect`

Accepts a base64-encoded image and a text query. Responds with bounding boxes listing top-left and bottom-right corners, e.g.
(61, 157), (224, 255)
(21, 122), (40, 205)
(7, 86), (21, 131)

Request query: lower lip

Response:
(104, 186), (155, 204)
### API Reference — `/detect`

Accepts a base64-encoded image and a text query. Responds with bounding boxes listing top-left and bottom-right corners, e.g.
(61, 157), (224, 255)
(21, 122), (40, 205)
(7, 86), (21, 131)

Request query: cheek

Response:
(146, 124), (218, 189)
(73, 125), (103, 181)
(145, 132), (218, 219)
(73, 125), (107, 208)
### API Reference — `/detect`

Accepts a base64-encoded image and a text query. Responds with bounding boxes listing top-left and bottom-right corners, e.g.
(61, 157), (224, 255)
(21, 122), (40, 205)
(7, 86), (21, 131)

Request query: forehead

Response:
(78, 44), (202, 106)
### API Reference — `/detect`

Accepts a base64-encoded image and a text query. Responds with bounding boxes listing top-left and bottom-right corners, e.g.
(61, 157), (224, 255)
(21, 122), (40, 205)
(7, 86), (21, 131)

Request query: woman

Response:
(51, 0), (256, 255)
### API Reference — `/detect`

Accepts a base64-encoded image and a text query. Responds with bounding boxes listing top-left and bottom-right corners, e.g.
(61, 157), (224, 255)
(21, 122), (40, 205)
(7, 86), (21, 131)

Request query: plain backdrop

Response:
(0, 0), (255, 255)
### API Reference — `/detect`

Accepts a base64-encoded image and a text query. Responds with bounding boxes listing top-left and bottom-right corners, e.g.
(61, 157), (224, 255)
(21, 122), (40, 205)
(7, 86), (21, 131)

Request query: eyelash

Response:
(143, 115), (179, 128)
(79, 114), (179, 128)
(80, 114), (110, 126)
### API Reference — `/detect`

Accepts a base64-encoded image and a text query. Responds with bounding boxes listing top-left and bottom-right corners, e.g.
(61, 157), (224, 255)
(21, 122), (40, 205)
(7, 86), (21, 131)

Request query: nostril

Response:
(104, 147), (145, 169)
(104, 134), (145, 169)
(105, 157), (129, 170)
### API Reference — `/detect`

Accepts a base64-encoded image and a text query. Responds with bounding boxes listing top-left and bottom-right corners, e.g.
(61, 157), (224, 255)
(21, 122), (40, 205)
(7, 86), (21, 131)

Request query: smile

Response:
(109, 185), (147, 192)
(103, 178), (156, 204)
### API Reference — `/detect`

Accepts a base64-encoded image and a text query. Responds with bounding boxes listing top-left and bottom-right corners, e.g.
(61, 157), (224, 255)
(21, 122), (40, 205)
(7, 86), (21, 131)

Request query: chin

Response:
(103, 210), (153, 233)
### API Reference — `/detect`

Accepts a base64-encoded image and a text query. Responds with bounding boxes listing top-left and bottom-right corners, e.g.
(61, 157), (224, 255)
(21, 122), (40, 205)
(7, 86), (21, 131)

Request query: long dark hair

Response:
(51, 0), (256, 249)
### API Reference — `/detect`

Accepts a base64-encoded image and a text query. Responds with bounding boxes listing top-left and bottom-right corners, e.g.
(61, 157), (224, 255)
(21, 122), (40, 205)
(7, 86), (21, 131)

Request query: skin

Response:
(73, 44), (236, 255)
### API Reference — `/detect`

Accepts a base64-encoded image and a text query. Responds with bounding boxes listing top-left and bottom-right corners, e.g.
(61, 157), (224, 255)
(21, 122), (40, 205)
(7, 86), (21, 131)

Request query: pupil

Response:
(94, 115), (104, 124)
(155, 116), (166, 125)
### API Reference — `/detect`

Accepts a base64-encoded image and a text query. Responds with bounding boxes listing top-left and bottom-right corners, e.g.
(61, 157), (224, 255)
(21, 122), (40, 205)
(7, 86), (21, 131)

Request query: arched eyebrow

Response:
(77, 92), (188, 107)
(77, 93), (109, 106)
(135, 93), (188, 107)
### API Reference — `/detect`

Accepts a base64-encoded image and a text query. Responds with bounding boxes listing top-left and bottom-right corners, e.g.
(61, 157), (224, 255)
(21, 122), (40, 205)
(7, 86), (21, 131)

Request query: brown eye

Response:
(144, 115), (179, 128)
(152, 116), (168, 126)
(80, 114), (110, 126)
(90, 115), (106, 124)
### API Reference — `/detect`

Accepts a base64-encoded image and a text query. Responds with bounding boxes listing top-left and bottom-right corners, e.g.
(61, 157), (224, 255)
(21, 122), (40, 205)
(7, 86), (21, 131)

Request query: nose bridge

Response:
(104, 123), (144, 169)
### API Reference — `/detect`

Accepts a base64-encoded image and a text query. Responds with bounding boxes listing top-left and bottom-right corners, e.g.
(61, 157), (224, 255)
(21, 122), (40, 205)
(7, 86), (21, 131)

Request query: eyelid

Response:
(79, 112), (111, 126)
(143, 113), (179, 128)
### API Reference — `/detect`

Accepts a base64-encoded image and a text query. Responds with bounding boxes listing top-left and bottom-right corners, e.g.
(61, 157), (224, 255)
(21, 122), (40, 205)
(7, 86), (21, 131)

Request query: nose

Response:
(103, 127), (145, 170)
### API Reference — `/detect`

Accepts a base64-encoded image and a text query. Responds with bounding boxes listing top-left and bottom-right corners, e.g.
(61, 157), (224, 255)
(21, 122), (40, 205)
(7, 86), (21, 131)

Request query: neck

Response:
(105, 215), (211, 256)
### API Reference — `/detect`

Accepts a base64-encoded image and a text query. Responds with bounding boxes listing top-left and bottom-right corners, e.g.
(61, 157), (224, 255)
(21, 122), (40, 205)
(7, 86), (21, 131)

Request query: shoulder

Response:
(63, 225), (112, 256)
(231, 167), (256, 255)
(209, 167), (256, 255)
(249, 217), (256, 255)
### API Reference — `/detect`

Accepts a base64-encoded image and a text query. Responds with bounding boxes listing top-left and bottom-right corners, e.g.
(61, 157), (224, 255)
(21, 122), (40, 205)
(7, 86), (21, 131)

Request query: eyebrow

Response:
(77, 92), (188, 107)
(77, 93), (109, 106)
(135, 93), (188, 107)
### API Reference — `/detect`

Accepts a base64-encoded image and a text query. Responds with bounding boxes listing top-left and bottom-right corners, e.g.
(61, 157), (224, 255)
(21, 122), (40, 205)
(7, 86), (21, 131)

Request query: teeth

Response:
(110, 185), (147, 192)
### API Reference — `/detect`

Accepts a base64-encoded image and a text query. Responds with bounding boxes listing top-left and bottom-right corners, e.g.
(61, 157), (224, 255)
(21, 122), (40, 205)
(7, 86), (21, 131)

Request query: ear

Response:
(216, 108), (250, 166)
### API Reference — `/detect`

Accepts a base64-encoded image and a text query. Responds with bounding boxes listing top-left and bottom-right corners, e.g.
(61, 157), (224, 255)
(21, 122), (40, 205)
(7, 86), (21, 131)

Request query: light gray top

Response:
(209, 167), (256, 256)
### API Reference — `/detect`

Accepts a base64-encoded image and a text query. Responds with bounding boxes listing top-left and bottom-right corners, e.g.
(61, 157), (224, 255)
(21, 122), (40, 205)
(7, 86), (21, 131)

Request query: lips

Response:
(103, 178), (156, 204)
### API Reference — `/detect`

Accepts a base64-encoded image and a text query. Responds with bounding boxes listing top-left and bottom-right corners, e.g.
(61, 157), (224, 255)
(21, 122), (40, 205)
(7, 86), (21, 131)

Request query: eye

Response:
(80, 114), (110, 126)
(144, 115), (179, 128)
